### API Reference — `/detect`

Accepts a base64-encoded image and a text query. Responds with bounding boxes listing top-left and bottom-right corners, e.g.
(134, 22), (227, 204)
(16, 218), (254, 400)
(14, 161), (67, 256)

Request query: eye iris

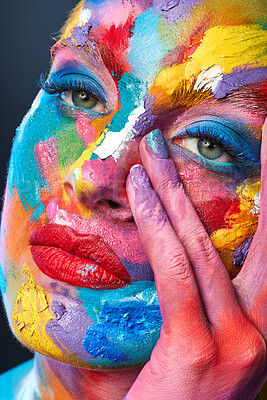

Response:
(197, 139), (224, 160)
(71, 91), (98, 109)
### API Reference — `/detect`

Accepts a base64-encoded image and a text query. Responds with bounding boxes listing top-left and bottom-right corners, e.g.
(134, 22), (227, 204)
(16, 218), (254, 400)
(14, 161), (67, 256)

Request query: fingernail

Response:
(146, 129), (169, 159)
(130, 165), (152, 189)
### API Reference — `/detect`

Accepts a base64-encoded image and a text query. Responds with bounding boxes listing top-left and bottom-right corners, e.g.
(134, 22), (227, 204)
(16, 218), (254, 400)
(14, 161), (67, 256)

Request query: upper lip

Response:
(30, 223), (130, 289)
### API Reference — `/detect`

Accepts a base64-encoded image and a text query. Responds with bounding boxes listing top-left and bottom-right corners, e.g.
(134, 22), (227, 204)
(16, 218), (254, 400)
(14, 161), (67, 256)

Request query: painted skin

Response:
(0, 0), (267, 399)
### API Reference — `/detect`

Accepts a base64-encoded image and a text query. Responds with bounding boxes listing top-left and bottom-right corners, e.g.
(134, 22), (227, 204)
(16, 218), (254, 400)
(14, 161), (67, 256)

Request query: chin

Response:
(9, 262), (162, 369)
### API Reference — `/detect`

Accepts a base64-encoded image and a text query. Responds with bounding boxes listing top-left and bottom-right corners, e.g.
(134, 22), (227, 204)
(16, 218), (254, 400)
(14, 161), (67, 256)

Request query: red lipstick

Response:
(30, 224), (130, 289)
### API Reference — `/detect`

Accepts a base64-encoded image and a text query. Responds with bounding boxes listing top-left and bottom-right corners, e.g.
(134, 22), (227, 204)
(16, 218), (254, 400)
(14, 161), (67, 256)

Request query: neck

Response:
(25, 353), (141, 400)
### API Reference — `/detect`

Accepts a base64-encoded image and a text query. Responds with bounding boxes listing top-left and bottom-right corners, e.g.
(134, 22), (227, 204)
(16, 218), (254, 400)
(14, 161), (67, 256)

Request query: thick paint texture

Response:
(0, 0), (266, 378)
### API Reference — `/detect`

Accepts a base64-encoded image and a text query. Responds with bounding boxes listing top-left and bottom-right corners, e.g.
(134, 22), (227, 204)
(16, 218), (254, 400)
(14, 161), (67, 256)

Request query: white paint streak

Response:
(194, 65), (223, 93)
(54, 206), (73, 227)
(93, 105), (146, 159)
(252, 191), (261, 215)
(78, 8), (92, 27)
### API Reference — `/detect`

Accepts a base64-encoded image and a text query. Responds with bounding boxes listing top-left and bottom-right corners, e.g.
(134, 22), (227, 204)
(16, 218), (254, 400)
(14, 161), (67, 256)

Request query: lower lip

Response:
(30, 224), (130, 289)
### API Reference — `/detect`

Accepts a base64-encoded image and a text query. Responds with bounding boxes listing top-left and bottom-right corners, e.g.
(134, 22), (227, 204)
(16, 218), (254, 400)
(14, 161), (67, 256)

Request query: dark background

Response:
(0, 0), (77, 375)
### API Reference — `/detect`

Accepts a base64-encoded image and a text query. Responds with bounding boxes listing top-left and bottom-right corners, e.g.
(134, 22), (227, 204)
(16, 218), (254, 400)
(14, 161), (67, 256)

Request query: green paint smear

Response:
(56, 120), (85, 168)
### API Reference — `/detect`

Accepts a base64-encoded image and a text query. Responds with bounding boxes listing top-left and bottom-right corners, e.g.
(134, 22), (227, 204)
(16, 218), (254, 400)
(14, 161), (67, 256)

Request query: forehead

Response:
(56, 0), (267, 93)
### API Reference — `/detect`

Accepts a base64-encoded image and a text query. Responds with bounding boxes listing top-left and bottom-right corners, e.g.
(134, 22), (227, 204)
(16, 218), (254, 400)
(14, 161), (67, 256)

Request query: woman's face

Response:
(0, 0), (266, 368)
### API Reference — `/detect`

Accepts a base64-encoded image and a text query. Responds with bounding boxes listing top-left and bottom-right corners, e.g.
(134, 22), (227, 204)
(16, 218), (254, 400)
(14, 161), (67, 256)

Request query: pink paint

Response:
(34, 137), (58, 179)
(76, 116), (96, 146)
(81, 156), (117, 186)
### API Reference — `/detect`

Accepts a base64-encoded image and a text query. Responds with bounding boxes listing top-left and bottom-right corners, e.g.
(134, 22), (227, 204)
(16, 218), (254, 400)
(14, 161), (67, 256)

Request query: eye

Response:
(173, 136), (232, 163)
(61, 90), (107, 113)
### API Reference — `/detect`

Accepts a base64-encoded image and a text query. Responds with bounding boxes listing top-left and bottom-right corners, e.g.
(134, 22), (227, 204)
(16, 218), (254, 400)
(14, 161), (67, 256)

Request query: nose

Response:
(63, 138), (141, 222)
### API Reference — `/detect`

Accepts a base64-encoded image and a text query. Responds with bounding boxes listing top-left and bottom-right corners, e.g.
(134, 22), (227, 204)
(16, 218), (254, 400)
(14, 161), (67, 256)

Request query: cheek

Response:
(177, 162), (239, 233)
(177, 161), (260, 278)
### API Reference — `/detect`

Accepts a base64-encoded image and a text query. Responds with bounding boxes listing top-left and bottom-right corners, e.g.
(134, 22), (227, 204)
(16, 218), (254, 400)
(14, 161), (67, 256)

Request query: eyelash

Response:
(38, 74), (103, 103)
(184, 127), (234, 157)
(171, 125), (260, 175)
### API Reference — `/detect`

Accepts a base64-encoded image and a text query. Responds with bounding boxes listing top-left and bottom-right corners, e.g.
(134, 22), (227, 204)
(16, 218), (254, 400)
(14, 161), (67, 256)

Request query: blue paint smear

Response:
(0, 264), (7, 294)
(127, 8), (168, 81)
(79, 281), (162, 366)
(83, 324), (129, 362)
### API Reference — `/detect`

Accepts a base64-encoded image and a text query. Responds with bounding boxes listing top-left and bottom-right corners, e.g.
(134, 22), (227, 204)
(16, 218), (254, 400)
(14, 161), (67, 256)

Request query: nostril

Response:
(98, 199), (122, 210)
(107, 200), (122, 209)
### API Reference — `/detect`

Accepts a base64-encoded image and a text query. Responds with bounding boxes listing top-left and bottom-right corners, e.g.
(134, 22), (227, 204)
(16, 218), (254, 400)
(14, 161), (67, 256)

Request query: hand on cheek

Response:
(125, 121), (267, 400)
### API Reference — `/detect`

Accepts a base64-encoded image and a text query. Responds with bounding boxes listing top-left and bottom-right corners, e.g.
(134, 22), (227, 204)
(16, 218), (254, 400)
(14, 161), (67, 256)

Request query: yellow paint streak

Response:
(151, 24), (266, 110)
(60, 0), (85, 40)
(12, 265), (69, 361)
(69, 131), (106, 174)
(211, 181), (260, 277)
(186, 25), (267, 75)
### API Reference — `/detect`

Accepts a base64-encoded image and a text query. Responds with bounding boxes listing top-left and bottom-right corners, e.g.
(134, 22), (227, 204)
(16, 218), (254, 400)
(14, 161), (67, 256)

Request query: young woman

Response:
(1, 0), (267, 398)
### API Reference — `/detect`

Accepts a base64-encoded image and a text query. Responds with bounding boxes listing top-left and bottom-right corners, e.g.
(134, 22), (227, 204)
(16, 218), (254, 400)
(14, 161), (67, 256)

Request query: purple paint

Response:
(130, 165), (152, 189)
(233, 236), (253, 266)
(213, 67), (267, 99)
(215, 364), (267, 400)
(52, 301), (66, 320)
(133, 94), (158, 137)
(132, 110), (158, 137)
(153, 0), (203, 25)
(46, 293), (93, 361)
(65, 24), (92, 47)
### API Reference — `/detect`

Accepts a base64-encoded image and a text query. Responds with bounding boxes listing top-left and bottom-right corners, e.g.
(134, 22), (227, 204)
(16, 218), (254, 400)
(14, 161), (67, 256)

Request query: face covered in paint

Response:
(0, 0), (266, 369)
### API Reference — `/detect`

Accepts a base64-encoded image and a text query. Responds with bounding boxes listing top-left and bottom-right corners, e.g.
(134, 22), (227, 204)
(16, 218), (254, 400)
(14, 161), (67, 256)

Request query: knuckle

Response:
(186, 230), (217, 262)
(185, 336), (217, 374)
(189, 350), (217, 373)
(164, 250), (192, 281)
(238, 335), (266, 370)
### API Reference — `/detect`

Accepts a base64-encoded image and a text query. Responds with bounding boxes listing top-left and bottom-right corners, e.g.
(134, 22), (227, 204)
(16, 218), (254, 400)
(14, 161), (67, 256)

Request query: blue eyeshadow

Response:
(169, 118), (261, 176)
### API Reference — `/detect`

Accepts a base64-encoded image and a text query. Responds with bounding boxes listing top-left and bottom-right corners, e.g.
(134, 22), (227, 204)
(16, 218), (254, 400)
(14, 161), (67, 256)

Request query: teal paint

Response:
(108, 73), (147, 133)
(30, 204), (45, 222)
(7, 91), (85, 221)
(127, 8), (167, 81)
(0, 359), (34, 400)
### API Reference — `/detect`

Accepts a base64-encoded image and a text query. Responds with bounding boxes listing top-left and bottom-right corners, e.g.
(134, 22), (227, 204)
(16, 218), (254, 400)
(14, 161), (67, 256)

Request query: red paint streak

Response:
(195, 198), (240, 233)
(96, 14), (136, 77)
(30, 224), (130, 289)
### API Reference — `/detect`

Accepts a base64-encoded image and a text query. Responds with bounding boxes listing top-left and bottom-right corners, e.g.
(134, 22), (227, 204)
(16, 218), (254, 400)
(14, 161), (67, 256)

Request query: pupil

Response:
(79, 91), (88, 100)
(203, 140), (216, 150)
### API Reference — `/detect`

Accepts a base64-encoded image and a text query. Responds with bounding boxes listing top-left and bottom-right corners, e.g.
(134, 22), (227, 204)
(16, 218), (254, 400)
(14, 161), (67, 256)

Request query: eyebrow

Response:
(152, 76), (267, 117)
(221, 82), (267, 116)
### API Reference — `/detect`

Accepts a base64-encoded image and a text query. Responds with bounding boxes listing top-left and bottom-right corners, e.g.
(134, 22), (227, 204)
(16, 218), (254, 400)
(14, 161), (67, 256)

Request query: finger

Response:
(126, 164), (209, 335)
(139, 129), (240, 326)
(233, 117), (267, 332)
